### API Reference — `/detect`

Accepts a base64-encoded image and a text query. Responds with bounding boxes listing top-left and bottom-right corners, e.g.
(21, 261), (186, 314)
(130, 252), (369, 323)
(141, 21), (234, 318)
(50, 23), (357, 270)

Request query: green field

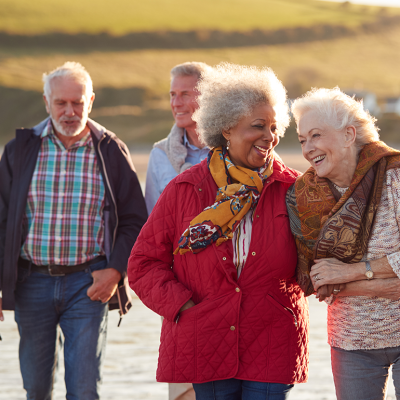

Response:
(2, 25), (400, 97)
(1, 0), (400, 146)
(1, 0), (398, 35)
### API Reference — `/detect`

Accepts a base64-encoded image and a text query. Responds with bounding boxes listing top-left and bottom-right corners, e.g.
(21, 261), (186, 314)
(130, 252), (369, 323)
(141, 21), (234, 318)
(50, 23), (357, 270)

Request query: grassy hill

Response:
(1, 0), (400, 146)
(1, 0), (398, 35)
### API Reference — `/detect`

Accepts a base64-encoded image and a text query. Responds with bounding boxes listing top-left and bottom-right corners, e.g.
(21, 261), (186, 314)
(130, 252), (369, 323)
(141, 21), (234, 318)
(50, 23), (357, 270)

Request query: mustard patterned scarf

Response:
(174, 146), (273, 255)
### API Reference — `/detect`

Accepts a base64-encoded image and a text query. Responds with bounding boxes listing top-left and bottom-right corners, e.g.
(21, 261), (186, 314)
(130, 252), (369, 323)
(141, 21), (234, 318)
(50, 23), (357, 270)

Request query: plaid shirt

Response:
(21, 121), (105, 266)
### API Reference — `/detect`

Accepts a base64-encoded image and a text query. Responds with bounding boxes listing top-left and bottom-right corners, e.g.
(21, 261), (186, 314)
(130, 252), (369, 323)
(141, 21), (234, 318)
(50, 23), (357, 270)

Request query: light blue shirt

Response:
(145, 131), (209, 214)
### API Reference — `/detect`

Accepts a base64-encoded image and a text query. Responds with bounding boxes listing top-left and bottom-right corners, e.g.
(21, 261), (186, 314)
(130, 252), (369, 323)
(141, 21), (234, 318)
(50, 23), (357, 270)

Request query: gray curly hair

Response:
(192, 62), (290, 148)
(291, 87), (380, 149)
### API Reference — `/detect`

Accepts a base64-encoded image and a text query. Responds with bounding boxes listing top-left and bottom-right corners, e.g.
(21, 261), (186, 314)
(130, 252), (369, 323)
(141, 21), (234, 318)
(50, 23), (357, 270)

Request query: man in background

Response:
(145, 61), (211, 400)
(0, 62), (147, 399)
(145, 61), (211, 214)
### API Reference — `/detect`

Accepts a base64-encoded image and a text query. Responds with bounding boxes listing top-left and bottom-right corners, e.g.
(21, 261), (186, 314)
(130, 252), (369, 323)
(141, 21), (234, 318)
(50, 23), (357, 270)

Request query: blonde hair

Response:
(291, 87), (379, 149)
(193, 62), (290, 148)
(43, 61), (93, 100)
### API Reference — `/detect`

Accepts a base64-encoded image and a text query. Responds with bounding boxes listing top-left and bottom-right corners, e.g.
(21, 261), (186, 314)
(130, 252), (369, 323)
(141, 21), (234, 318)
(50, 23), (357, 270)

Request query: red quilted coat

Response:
(128, 157), (309, 384)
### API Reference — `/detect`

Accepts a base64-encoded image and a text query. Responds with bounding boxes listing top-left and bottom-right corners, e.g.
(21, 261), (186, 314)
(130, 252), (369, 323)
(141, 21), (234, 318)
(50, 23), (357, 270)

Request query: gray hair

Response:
(43, 61), (93, 100)
(170, 61), (211, 81)
(192, 62), (290, 148)
(291, 87), (380, 149)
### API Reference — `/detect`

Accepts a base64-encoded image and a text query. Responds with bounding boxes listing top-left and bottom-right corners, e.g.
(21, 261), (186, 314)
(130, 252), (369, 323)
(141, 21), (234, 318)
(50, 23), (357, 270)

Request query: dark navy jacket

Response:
(0, 117), (147, 311)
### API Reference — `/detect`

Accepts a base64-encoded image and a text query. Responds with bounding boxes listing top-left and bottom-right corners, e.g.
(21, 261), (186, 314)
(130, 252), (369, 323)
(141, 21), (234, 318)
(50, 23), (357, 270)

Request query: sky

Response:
(323, 0), (400, 6)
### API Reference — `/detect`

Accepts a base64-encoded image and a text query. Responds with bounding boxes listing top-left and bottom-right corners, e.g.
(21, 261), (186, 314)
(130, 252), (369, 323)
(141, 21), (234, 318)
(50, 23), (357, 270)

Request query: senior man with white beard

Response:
(0, 62), (147, 399)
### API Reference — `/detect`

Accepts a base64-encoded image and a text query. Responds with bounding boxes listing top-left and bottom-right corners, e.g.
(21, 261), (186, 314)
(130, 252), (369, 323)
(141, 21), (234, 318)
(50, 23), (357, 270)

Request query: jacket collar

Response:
(153, 124), (193, 174)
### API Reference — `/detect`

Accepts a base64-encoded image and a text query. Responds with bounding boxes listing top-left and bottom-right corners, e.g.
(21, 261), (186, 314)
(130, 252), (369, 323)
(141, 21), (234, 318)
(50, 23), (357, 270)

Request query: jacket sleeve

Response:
(144, 148), (162, 215)
(0, 142), (14, 291)
(128, 180), (193, 321)
(105, 139), (148, 277)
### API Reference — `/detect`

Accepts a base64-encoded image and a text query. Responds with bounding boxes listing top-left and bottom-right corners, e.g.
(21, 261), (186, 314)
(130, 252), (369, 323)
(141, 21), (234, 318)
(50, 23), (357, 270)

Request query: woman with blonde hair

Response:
(128, 63), (309, 399)
(287, 87), (400, 400)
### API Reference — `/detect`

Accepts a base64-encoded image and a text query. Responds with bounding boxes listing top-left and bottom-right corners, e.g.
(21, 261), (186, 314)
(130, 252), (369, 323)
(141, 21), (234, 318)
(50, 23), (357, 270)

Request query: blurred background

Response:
(1, 0), (400, 152)
(1, 1), (400, 399)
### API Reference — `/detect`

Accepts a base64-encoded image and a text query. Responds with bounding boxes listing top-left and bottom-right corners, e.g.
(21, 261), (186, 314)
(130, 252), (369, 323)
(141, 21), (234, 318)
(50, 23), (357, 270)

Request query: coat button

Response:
(230, 326), (235, 331)
(235, 287), (240, 292)
(223, 257), (226, 261)
(198, 188), (202, 191)
(256, 215), (259, 218)
(252, 252), (256, 256)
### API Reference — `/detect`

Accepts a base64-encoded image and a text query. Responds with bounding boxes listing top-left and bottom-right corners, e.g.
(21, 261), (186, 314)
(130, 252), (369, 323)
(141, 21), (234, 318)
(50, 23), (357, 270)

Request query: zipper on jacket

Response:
(97, 136), (118, 251)
(284, 306), (298, 327)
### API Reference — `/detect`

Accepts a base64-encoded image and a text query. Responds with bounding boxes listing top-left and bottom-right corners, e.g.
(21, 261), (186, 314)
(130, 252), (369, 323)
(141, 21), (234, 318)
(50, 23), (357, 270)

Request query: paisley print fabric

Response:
(174, 146), (273, 255)
(286, 141), (400, 296)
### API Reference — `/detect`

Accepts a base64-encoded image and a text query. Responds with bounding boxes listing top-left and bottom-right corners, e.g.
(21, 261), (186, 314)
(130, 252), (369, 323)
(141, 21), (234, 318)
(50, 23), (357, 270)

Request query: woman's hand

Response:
(179, 299), (195, 313)
(310, 258), (356, 290)
(316, 284), (346, 302)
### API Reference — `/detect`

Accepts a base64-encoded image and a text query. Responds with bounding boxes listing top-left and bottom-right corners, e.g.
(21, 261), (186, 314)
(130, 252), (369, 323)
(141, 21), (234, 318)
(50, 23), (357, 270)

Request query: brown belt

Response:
(18, 255), (107, 276)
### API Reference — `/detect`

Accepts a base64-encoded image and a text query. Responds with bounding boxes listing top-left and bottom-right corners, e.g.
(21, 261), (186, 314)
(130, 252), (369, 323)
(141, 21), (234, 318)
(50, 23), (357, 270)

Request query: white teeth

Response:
(313, 155), (326, 163)
(255, 145), (267, 153)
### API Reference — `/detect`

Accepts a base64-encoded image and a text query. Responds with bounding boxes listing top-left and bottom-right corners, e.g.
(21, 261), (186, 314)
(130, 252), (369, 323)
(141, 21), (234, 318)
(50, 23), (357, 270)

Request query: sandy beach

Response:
(0, 295), (396, 400)
(0, 149), (397, 399)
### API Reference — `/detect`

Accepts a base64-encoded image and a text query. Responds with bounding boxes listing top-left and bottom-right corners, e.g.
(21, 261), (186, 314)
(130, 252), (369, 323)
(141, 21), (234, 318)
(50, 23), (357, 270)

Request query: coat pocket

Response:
(158, 292), (239, 383)
(267, 294), (298, 327)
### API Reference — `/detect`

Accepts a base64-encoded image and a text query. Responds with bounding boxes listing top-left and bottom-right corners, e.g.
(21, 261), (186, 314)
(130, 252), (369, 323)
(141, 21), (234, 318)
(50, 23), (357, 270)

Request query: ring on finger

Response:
(333, 289), (340, 294)
(315, 274), (320, 281)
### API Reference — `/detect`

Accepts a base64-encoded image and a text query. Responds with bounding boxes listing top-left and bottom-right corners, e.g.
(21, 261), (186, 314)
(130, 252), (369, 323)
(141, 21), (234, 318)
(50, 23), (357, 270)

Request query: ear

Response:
(43, 95), (50, 114)
(222, 129), (231, 143)
(344, 125), (356, 148)
(87, 92), (95, 114)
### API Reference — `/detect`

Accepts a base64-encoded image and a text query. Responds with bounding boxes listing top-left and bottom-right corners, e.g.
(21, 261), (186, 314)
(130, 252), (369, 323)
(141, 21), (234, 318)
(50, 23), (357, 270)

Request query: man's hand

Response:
(87, 268), (122, 303)
(0, 297), (3, 321)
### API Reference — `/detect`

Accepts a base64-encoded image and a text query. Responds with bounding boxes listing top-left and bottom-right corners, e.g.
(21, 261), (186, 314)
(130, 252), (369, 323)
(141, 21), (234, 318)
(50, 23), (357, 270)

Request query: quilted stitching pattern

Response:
(128, 158), (308, 384)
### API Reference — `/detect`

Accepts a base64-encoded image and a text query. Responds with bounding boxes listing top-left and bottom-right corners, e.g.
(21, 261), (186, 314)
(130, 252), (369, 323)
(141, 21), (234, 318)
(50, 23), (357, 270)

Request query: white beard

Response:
(51, 115), (87, 137)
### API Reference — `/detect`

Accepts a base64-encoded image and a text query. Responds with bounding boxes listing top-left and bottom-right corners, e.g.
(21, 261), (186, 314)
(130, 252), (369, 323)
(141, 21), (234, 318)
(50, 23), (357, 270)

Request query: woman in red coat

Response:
(128, 63), (309, 400)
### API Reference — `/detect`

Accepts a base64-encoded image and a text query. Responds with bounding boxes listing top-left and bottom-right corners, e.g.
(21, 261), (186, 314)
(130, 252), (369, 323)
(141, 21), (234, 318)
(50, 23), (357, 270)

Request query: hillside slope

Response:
(1, 0), (399, 34)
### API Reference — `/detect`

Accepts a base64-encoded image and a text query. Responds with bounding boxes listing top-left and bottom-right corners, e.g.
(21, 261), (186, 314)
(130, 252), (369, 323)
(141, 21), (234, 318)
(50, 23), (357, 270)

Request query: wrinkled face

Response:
(223, 103), (279, 169)
(44, 76), (94, 137)
(170, 75), (199, 131)
(298, 110), (354, 182)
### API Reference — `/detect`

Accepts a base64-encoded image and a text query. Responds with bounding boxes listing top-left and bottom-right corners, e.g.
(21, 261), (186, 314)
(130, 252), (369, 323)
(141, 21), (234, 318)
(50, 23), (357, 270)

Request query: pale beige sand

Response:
(0, 297), (396, 399)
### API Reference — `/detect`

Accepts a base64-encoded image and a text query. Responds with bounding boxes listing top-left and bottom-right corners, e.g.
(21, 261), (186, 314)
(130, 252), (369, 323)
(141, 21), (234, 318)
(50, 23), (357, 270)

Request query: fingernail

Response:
(0, 316), (4, 321)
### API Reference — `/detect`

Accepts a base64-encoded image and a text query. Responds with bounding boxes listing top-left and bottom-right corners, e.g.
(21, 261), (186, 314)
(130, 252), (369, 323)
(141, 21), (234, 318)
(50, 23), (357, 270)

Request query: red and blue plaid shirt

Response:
(21, 121), (105, 266)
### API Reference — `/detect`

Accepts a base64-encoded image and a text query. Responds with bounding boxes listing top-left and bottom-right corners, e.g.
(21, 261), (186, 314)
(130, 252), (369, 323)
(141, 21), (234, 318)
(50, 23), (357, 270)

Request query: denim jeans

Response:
(331, 345), (400, 400)
(14, 259), (109, 400)
(192, 378), (294, 400)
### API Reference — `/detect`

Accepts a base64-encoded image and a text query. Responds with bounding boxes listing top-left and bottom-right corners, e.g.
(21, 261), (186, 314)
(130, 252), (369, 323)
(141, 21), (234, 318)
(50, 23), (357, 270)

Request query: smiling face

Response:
(298, 109), (358, 187)
(222, 103), (279, 169)
(44, 76), (94, 138)
(170, 74), (199, 132)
